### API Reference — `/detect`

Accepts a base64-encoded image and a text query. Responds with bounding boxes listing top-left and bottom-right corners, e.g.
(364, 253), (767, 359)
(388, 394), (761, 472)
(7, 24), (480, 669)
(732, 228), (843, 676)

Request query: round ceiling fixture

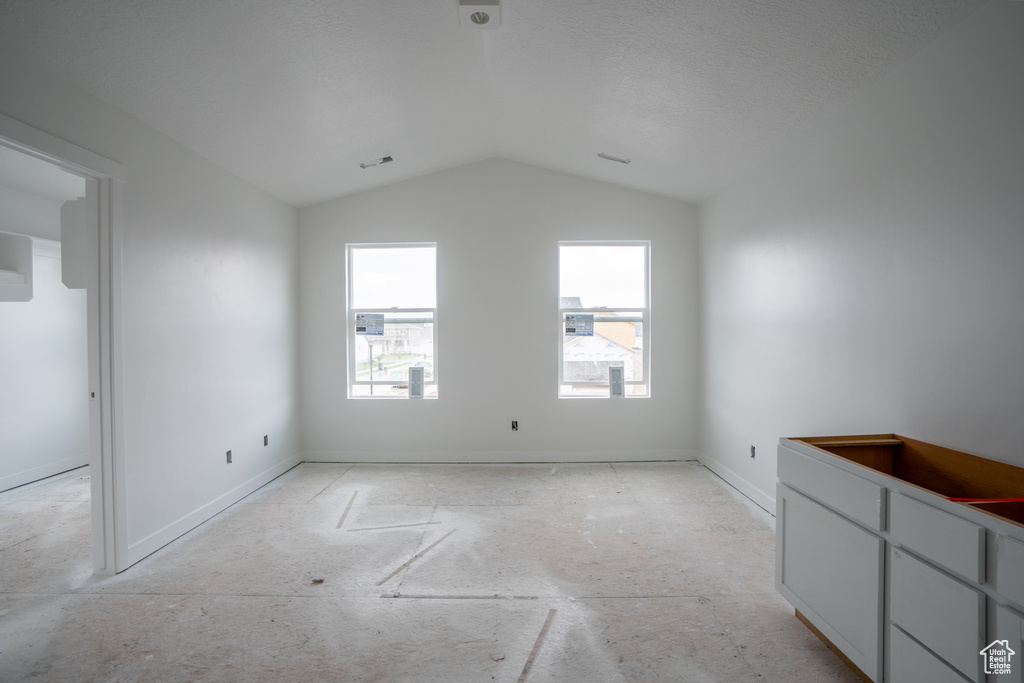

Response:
(470, 11), (490, 25)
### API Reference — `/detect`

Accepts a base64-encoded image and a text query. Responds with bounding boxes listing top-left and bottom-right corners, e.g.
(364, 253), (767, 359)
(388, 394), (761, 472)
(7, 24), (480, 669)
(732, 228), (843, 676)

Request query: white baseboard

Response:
(121, 454), (302, 570)
(0, 453), (89, 494)
(300, 449), (700, 463)
(697, 454), (776, 515)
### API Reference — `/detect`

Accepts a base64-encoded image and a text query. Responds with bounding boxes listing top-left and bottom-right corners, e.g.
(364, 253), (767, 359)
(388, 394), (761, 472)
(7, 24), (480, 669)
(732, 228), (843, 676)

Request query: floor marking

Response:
(375, 529), (456, 586)
(347, 521), (441, 532)
(336, 491), (358, 529)
(380, 594), (539, 600)
(307, 464), (356, 503)
(518, 608), (557, 683)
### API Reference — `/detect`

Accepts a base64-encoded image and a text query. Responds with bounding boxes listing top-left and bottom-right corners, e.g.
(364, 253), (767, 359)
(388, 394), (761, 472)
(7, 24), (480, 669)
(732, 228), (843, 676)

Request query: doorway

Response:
(0, 113), (125, 574)
(0, 145), (89, 490)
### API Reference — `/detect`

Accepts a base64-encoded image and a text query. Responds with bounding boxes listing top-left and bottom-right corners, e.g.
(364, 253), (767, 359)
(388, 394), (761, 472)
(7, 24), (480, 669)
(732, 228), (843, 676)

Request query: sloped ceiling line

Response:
(0, 0), (985, 207)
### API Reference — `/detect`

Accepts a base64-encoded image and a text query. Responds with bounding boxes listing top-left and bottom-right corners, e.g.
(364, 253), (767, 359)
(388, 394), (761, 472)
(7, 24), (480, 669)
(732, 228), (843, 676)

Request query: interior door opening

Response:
(0, 145), (93, 580)
(0, 113), (126, 574)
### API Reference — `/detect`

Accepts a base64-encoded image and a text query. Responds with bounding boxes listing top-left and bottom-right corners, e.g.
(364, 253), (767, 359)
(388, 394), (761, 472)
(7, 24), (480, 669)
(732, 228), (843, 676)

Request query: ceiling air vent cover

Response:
(459, 0), (500, 30)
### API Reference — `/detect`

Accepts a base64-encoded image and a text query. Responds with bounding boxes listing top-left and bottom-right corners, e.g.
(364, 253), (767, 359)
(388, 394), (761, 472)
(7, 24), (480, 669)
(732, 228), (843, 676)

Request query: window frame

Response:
(346, 242), (438, 399)
(557, 240), (650, 398)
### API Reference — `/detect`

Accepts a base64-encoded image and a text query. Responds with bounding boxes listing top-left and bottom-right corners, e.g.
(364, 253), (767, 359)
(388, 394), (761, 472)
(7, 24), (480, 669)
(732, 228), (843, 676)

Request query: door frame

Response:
(0, 113), (126, 574)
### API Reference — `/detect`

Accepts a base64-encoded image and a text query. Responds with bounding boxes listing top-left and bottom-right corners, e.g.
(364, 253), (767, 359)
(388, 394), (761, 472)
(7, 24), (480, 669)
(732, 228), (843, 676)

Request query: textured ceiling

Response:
(0, 0), (985, 207)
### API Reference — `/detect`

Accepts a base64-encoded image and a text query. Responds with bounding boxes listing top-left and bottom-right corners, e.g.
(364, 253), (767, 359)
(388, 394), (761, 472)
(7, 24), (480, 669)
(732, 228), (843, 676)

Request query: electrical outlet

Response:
(750, 445), (756, 459)
(512, 420), (518, 431)
(226, 450), (232, 464)
(263, 435), (269, 447)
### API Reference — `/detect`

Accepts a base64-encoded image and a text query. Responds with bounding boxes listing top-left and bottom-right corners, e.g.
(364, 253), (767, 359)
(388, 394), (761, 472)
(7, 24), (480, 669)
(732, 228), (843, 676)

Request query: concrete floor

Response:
(0, 462), (861, 682)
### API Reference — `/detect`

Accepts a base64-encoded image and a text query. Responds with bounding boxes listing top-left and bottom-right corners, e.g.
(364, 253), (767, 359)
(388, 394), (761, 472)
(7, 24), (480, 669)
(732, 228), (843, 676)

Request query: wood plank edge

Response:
(806, 439), (903, 448)
(795, 609), (874, 683)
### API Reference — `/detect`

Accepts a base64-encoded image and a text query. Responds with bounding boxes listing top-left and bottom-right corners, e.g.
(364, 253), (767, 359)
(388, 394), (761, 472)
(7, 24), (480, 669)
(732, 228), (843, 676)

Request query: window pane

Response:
(351, 246), (436, 309)
(559, 245), (646, 308)
(352, 314), (435, 397)
(353, 317), (434, 380)
(562, 313), (644, 384)
(559, 242), (649, 398)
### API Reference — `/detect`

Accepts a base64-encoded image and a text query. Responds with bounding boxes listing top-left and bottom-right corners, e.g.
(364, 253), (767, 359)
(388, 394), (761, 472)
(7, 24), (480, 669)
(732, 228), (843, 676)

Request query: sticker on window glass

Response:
(564, 313), (593, 336)
(355, 313), (384, 336)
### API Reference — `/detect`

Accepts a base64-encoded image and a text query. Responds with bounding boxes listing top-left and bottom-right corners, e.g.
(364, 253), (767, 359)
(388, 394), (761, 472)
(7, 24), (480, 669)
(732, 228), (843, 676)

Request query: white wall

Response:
(0, 240), (89, 491)
(300, 158), (699, 461)
(0, 185), (61, 240)
(0, 55), (300, 568)
(698, 0), (1024, 510)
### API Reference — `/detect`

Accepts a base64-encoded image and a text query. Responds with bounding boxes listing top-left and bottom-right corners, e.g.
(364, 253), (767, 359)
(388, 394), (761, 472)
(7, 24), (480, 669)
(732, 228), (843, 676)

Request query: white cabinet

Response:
(889, 493), (984, 583)
(778, 445), (885, 531)
(889, 547), (983, 681)
(995, 535), (1024, 612)
(888, 626), (969, 683)
(777, 434), (1024, 683)
(776, 484), (884, 680)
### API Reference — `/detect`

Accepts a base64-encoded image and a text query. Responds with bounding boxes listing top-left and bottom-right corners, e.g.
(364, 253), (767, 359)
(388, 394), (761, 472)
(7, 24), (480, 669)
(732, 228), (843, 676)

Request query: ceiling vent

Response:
(459, 0), (500, 30)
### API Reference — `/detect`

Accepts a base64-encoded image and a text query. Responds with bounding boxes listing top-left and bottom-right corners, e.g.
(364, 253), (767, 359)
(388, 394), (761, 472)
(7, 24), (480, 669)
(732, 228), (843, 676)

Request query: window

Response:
(559, 241), (649, 397)
(347, 243), (437, 398)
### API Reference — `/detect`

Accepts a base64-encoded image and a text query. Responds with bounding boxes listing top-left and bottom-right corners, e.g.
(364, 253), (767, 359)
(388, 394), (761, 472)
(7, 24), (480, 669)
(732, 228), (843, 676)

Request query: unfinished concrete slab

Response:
(0, 462), (860, 682)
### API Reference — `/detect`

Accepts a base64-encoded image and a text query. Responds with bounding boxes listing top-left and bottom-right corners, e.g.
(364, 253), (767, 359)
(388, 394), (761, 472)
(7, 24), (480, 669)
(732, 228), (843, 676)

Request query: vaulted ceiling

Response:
(0, 0), (985, 208)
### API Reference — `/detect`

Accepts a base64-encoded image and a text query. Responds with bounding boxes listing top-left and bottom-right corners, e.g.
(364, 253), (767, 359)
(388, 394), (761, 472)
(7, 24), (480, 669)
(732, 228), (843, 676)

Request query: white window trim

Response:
(557, 240), (650, 398)
(346, 242), (438, 399)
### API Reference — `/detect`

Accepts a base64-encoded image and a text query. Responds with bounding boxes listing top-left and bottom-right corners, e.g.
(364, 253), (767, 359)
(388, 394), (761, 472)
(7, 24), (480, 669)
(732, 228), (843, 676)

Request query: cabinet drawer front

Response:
(995, 535), (1024, 610)
(890, 548), (984, 680)
(889, 626), (971, 683)
(889, 493), (985, 582)
(777, 444), (885, 531)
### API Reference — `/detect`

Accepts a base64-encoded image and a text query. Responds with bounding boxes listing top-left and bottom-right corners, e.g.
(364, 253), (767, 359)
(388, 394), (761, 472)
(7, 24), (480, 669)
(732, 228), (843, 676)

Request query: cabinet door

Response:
(777, 484), (884, 681)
